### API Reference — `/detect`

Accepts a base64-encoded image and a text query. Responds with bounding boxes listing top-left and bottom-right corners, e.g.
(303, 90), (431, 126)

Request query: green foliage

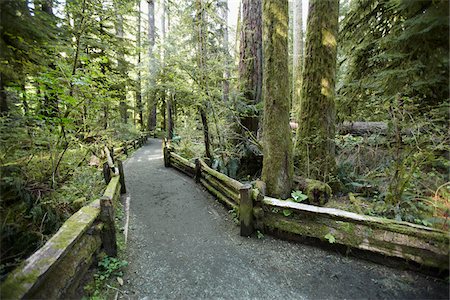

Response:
(338, 0), (449, 121)
(282, 209), (293, 217)
(256, 230), (264, 239)
(324, 233), (336, 244)
(228, 207), (239, 225)
(291, 191), (308, 203)
(84, 256), (128, 298)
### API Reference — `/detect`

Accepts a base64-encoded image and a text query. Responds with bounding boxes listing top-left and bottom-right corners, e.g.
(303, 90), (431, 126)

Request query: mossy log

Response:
(202, 174), (240, 204)
(199, 159), (244, 192)
(294, 176), (331, 206)
(200, 178), (238, 211)
(261, 197), (449, 269)
(338, 121), (388, 136)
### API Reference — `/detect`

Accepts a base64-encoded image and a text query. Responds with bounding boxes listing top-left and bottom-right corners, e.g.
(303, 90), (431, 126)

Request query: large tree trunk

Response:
(292, 0), (303, 116)
(238, 0), (262, 138)
(147, 0), (157, 131)
(0, 73), (9, 115)
(295, 0), (339, 182)
(114, 0), (128, 124)
(221, 0), (230, 103)
(196, 0), (212, 161)
(167, 93), (174, 139)
(261, 0), (293, 199)
(136, 0), (143, 128)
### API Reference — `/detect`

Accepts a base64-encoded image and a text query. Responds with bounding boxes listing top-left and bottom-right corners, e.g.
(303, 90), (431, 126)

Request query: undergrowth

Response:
(0, 114), (139, 280)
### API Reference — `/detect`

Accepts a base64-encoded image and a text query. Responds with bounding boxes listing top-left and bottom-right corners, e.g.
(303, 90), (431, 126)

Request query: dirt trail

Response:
(120, 138), (448, 299)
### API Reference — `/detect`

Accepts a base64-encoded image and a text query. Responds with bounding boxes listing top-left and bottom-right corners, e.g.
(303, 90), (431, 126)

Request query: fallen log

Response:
(338, 121), (388, 136)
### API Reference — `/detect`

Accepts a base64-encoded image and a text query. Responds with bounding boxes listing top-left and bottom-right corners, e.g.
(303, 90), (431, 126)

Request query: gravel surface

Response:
(119, 138), (448, 299)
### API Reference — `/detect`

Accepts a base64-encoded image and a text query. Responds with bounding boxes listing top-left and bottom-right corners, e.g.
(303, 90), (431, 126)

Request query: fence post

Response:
(163, 144), (171, 167)
(100, 196), (117, 257)
(102, 162), (111, 184)
(239, 184), (254, 237)
(117, 160), (126, 194)
(194, 158), (201, 183)
(123, 142), (128, 156)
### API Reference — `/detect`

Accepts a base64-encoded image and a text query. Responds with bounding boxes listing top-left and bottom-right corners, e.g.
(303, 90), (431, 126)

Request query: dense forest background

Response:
(1, 0), (448, 279)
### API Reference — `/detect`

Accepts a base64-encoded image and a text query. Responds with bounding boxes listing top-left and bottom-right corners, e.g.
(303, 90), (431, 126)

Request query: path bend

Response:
(120, 138), (447, 299)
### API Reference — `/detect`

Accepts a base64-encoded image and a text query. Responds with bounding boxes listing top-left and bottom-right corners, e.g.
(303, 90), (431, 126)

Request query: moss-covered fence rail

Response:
(0, 134), (149, 299)
(163, 141), (449, 270)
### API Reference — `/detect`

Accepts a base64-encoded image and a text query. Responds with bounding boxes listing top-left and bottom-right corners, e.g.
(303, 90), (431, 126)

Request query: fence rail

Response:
(163, 141), (449, 270)
(0, 133), (150, 299)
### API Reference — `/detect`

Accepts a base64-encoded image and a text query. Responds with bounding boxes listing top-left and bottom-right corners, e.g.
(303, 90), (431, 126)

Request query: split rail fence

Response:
(1, 133), (150, 299)
(163, 140), (449, 271)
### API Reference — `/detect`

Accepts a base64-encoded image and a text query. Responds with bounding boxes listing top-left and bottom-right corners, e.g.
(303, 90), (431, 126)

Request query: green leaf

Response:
(283, 209), (293, 217)
(291, 191), (308, 202)
(324, 233), (336, 244)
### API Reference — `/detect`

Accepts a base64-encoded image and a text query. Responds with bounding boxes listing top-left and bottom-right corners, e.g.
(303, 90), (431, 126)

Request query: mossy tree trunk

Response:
(196, 0), (212, 161)
(292, 0), (303, 118)
(238, 0), (263, 138)
(261, 0), (293, 199)
(295, 0), (339, 182)
(147, 0), (157, 131)
(136, 0), (143, 128)
(114, 0), (128, 124)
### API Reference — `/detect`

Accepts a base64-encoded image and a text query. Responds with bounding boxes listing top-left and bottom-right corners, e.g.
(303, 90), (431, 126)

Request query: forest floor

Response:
(118, 138), (448, 299)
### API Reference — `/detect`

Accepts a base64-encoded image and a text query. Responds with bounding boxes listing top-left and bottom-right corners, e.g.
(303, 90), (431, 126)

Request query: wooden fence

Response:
(0, 133), (149, 299)
(163, 141), (449, 270)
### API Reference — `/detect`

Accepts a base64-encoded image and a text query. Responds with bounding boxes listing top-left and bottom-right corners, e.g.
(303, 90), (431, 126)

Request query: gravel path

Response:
(120, 138), (448, 299)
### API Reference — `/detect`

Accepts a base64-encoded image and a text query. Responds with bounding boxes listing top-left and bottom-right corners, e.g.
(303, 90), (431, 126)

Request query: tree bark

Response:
(261, 0), (293, 199)
(196, 0), (212, 161)
(238, 0), (263, 137)
(221, 0), (230, 103)
(295, 0), (339, 182)
(136, 0), (143, 128)
(0, 74), (8, 115)
(147, 0), (157, 131)
(292, 0), (303, 116)
(114, 0), (128, 124)
(167, 93), (174, 139)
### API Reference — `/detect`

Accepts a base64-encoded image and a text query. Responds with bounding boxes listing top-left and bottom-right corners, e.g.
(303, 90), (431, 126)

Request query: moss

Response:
(261, 0), (293, 199)
(294, 0), (339, 182)
(103, 176), (120, 202)
(52, 205), (100, 250)
(0, 269), (40, 299)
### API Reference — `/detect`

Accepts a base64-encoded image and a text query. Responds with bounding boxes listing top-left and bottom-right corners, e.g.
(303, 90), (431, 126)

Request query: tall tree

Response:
(136, 0), (143, 128)
(114, 0), (128, 123)
(292, 0), (303, 116)
(238, 0), (263, 138)
(261, 0), (293, 198)
(220, 0), (230, 103)
(196, 0), (212, 160)
(147, 0), (157, 131)
(295, 0), (339, 182)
